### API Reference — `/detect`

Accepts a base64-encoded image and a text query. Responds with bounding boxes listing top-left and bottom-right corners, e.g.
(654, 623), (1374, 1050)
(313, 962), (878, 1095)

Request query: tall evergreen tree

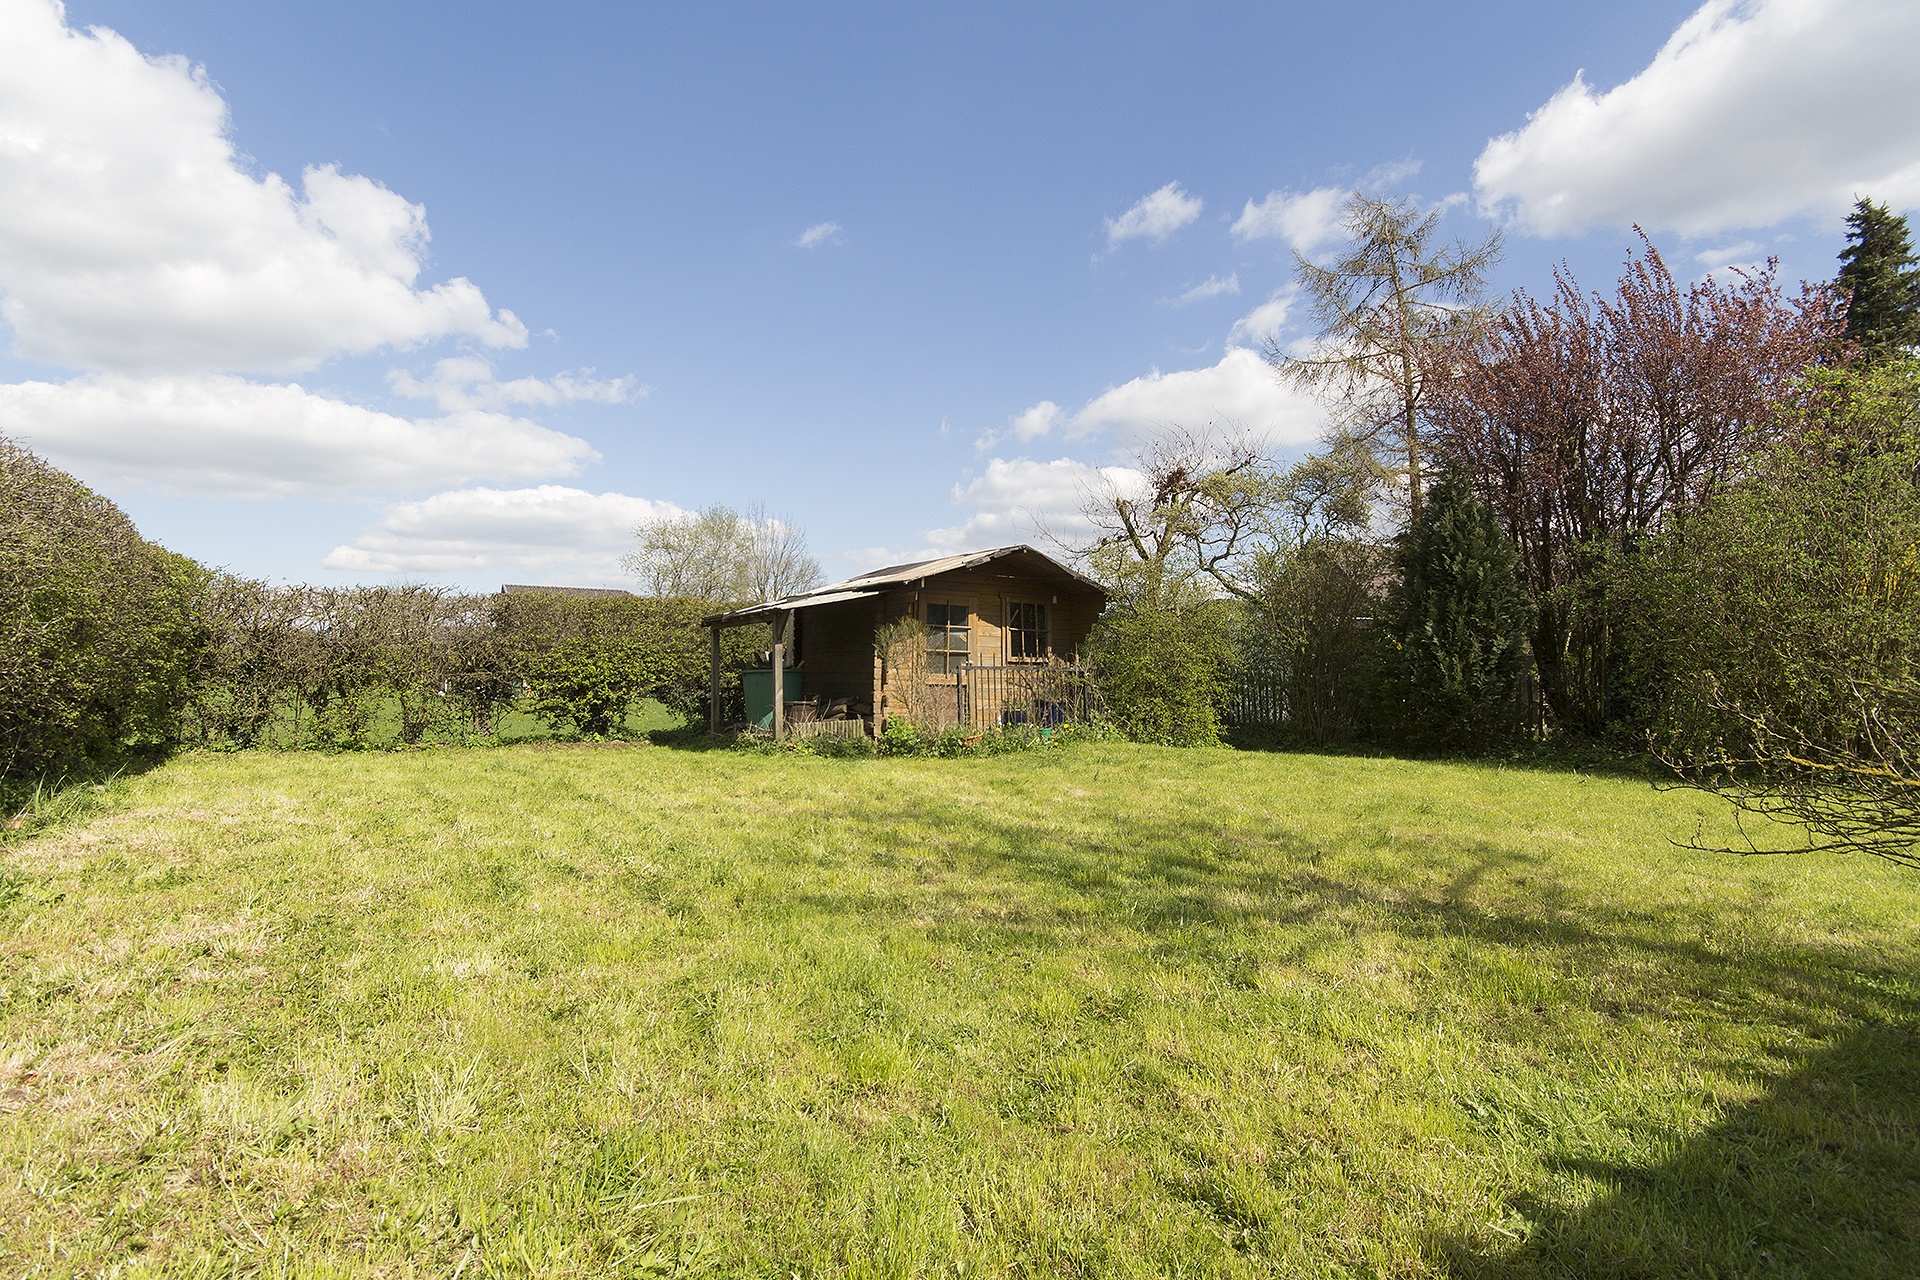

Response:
(1388, 473), (1530, 750)
(1837, 198), (1920, 359)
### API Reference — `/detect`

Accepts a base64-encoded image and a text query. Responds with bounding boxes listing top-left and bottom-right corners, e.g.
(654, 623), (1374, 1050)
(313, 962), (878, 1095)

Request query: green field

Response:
(1, 741), (1916, 1277)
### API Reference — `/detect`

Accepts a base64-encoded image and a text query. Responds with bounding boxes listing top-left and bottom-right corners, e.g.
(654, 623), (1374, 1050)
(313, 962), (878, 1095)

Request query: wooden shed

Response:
(701, 544), (1108, 737)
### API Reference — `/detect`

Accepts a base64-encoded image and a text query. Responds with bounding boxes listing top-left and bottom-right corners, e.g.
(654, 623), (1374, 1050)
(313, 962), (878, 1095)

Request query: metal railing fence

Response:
(955, 663), (1104, 731)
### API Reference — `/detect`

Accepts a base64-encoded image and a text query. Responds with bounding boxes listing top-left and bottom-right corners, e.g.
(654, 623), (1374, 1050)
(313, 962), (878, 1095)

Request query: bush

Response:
(1620, 359), (1920, 858)
(174, 585), (747, 749)
(876, 716), (927, 756)
(1249, 538), (1389, 748)
(1, 438), (203, 787)
(181, 581), (518, 749)
(860, 717), (1082, 758)
(1087, 597), (1237, 746)
(492, 592), (753, 738)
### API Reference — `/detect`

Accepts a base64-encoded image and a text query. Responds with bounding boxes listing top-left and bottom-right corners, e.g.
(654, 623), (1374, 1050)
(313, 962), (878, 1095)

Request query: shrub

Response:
(877, 716), (924, 756)
(492, 592), (747, 738)
(1087, 597), (1237, 746)
(1620, 358), (1920, 859)
(1, 438), (203, 786)
(1249, 537), (1389, 748)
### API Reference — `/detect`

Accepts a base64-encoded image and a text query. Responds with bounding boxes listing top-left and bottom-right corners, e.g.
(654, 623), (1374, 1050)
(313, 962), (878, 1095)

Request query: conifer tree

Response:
(1837, 198), (1920, 359)
(1388, 473), (1529, 750)
(1272, 194), (1501, 526)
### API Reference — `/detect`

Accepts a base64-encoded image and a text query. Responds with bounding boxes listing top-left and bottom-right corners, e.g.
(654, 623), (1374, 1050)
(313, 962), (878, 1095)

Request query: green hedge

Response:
(1, 439), (201, 786)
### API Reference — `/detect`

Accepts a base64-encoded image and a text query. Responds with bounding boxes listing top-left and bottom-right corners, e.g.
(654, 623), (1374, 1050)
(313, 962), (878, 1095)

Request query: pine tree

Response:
(1837, 199), (1920, 360)
(1388, 473), (1530, 750)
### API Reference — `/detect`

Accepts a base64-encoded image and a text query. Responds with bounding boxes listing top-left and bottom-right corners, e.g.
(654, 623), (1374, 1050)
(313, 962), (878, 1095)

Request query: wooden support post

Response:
(771, 611), (787, 741)
(872, 604), (885, 735)
(707, 625), (722, 734)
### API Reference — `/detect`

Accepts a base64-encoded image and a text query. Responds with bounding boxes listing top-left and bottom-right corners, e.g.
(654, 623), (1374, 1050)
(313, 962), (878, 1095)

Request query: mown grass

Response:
(1, 741), (1916, 1278)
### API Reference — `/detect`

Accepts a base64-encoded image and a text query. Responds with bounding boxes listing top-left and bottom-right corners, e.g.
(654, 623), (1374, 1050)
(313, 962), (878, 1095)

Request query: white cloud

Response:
(1057, 346), (1325, 452)
(324, 485), (683, 581)
(388, 357), (642, 413)
(840, 457), (1147, 568)
(1170, 272), (1240, 306)
(931, 456), (1145, 550)
(795, 221), (843, 249)
(1231, 186), (1347, 253)
(1473, 0), (1920, 237)
(1362, 159), (1423, 190)
(1011, 400), (1064, 441)
(0, 0), (525, 372)
(1227, 288), (1299, 347)
(971, 399), (1068, 453)
(0, 373), (597, 497)
(1694, 240), (1765, 268)
(1104, 182), (1203, 248)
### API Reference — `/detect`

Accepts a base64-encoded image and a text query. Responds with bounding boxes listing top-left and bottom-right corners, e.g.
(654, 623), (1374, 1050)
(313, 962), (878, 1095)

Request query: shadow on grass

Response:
(1429, 1020), (1920, 1278)
(646, 724), (744, 752)
(794, 791), (1917, 1029)
(1, 749), (174, 847)
(786, 794), (1920, 1274)
(1219, 724), (1652, 782)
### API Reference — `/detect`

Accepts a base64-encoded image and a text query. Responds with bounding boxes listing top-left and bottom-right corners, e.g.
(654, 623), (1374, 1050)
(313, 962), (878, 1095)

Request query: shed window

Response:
(1007, 602), (1048, 661)
(925, 602), (970, 674)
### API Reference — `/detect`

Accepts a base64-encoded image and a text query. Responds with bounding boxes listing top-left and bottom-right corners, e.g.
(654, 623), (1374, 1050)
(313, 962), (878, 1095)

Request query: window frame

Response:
(922, 598), (972, 681)
(1004, 599), (1050, 664)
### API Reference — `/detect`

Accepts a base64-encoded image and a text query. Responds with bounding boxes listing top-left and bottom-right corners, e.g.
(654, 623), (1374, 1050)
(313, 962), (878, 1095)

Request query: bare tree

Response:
(1271, 193), (1501, 526)
(1078, 429), (1280, 607)
(738, 504), (823, 602)
(1078, 426), (1384, 605)
(622, 503), (821, 603)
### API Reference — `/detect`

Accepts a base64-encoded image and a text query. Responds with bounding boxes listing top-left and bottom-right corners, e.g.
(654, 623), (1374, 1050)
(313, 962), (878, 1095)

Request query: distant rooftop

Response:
(498, 584), (634, 597)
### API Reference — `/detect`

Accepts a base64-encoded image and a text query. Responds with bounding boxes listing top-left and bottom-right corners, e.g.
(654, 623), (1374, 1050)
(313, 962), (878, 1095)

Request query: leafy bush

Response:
(182, 581), (517, 749)
(497, 593), (764, 736)
(1620, 359), (1920, 859)
(1249, 538), (1389, 748)
(1087, 597), (1237, 746)
(877, 716), (926, 756)
(1, 438), (203, 787)
(858, 718), (1085, 758)
(492, 593), (735, 738)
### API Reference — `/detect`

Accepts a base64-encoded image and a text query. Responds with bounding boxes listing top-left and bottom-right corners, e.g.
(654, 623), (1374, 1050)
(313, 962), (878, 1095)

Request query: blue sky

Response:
(3, 0), (1916, 588)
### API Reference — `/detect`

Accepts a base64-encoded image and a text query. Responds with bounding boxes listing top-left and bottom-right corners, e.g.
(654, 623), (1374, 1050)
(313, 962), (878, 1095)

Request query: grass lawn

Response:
(1, 741), (1917, 1278)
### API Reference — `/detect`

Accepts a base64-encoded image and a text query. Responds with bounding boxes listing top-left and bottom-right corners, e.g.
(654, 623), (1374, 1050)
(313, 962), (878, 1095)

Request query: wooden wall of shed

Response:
(878, 567), (1104, 661)
(873, 566), (1107, 724)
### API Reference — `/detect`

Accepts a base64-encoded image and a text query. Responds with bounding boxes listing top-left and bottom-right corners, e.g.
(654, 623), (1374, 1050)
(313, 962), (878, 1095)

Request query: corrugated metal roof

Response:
(703, 588), (882, 623)
(701, 543), (1105, 627)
